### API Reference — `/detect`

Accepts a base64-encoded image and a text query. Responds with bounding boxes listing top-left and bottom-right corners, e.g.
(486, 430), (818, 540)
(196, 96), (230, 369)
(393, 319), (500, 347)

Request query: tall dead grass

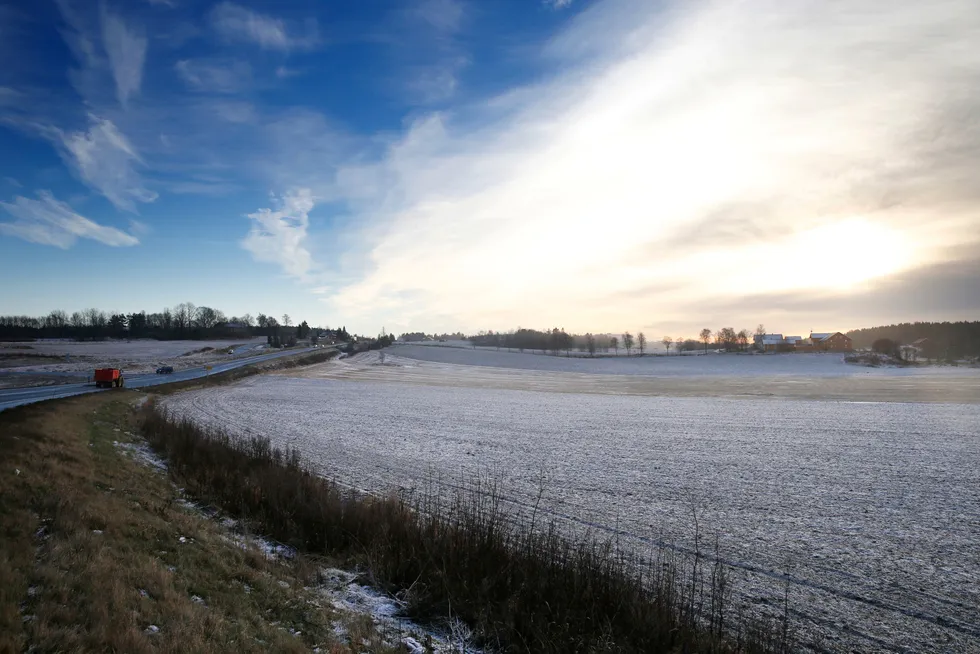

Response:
(141, 403), (793, 654)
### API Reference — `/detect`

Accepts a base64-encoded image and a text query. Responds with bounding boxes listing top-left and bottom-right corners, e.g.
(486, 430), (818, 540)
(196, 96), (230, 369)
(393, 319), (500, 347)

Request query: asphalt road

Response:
(0, 346), (322, 413)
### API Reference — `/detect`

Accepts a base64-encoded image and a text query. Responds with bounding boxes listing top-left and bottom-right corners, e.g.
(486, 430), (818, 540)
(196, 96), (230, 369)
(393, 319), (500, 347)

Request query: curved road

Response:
(0, 346), (323, 413)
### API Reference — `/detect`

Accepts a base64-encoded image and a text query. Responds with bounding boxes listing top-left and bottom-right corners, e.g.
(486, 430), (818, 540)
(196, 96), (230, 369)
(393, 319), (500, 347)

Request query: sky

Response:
(1, 0), (978, 339)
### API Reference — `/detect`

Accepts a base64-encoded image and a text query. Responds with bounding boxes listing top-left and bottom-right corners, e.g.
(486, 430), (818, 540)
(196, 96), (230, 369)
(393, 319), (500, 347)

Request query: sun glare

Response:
(773, 219), (913, 291)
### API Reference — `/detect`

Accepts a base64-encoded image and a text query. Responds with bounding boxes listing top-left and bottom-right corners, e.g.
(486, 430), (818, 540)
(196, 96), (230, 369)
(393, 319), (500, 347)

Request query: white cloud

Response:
(242, 189), (314, 279)
(210, 2), (317, 51)
(275, 65), (301, 79)
(175, 59), (252, 93)
(100, 6), (147, 108)
(546, 0), (574, 8)
(0, 191), (140, 248)
(317, 0), (980, 335)
(56, 114), (157, 212)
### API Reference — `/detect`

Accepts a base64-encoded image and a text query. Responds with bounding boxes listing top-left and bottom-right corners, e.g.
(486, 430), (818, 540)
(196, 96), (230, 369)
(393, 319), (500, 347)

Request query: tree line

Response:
(0, 304), (352, 344)
(464, 326), (762, 356)
(847, 321), (980, 359)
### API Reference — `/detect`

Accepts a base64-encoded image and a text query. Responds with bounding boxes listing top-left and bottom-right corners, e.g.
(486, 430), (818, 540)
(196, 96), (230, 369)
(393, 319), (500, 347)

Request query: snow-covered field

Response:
(163, 350), (980, 652)
(392, 343), (980, 378)
(287, 349), (980, 404)
(0, 338), (270, 375)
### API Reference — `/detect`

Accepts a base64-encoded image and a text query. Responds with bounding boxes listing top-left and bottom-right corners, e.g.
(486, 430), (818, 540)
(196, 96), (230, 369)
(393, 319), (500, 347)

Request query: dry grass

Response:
(0, 393), (396, 654)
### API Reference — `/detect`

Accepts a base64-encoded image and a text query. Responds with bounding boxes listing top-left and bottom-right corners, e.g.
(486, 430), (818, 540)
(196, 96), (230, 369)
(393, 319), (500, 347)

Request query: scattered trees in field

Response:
(737, 329), (749, 351)
(699, 328), (712, 354)
(586, 333), (596, 357)
(637, 332), (647, 356)
(662, 335), (673, 354)
(610, 336), (619, 355)
(622, 332), (634, 356)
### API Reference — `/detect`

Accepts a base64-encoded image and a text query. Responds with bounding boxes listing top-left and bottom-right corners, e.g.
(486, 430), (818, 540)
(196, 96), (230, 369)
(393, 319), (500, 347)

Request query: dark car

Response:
(156, 366), (174, 374)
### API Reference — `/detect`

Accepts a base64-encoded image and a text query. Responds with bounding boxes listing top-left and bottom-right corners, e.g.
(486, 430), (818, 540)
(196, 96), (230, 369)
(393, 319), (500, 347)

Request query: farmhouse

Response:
(754, 331), (853, 352)
(755, 333), (785, 352)
(797, 332), (853, 352)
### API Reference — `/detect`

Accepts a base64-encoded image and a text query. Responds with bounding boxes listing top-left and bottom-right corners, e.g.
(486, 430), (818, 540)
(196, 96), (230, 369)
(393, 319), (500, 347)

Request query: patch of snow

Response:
(113, 440), (168, 473)
(144, 624), (160, 635)
(315, 568), (482, 653)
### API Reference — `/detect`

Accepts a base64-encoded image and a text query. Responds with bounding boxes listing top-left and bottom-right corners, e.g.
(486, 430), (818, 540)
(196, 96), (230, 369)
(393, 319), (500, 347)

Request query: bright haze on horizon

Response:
(1, 0), (977, 337)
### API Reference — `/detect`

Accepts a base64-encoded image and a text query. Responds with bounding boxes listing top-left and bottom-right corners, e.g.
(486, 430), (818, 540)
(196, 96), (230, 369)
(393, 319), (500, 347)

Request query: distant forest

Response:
(0, 304), (352, 344)
(846, 322), (980, 358)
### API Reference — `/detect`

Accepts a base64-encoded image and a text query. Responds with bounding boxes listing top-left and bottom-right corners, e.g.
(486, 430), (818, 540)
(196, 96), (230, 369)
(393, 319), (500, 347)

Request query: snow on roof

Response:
(784, 336), (802, 342)
(761, 334), (784, 344)
(810, 332), (834, 340)
(911, 338), (930, 345)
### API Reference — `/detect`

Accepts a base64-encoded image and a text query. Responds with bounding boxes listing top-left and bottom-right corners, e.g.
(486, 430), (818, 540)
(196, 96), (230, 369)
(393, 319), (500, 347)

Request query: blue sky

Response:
(1, 0), (978, 337)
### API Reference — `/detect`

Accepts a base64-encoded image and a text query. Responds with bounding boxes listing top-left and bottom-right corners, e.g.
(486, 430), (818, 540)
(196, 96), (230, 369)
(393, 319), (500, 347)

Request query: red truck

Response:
(93, 368), (125, 389)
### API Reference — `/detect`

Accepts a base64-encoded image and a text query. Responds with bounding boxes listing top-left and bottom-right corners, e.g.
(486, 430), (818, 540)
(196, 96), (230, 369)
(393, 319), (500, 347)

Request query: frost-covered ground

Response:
(391, 343), (980, 378)
(286, 350), (980, 404)
(164, 363), (980, 653)
(0, 338), (270, 375)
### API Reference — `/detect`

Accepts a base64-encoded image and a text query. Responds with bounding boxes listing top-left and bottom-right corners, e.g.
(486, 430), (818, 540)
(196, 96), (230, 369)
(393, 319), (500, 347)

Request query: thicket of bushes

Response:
(140, 405), (793, 653)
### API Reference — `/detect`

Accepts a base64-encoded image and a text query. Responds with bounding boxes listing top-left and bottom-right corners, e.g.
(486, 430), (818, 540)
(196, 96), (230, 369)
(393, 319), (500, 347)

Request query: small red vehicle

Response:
(93, 368), (125, 389)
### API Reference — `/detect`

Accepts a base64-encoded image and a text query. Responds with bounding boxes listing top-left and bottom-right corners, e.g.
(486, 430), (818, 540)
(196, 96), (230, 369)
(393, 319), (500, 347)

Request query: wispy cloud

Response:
(315, 0), (980, 334)
(100, 5), (147, 108)
(175, 58), (252, 93)
(391, 0), (469, 104)
(0, 190), (140, 248)
(209, 2), (317, 51)
(545, 0), (574, 8)
(241, 189), (314, 279)
(54, 114), (157, 212)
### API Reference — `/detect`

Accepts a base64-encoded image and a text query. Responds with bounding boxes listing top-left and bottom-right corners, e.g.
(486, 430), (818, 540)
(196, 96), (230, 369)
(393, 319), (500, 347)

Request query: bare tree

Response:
(46, 310), (68, 329)
(195, 306), (223, 329)
(282, 314), (291, 327)
(586, 333), (596, 357)
(676, 336), (684, 353)
(662, 335), (673, 354)
(622, 332), (634, 356)
(610, 336), (619, 355)
(240, 313), (254, 328)
(737, 329), (749, 351)
(700, 328), (712, 354)
(637, 332), (647, 356)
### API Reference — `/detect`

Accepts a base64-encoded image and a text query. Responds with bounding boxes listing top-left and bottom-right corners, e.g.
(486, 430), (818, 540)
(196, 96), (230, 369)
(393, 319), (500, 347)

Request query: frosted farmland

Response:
(391, 342), (980, 379)
(164, 364), (980, 653)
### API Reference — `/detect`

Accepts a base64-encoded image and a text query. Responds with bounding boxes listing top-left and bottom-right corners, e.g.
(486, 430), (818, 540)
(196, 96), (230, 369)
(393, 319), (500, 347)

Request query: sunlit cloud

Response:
(316, 0), (980, 335)
(175, 59), (253, 93)
(0, 190), (140, 248)
(241, 188), (314, 280)
(54, 114), (158, 212)
(210, 2), (318, 51)
(100, 5), (147, 108)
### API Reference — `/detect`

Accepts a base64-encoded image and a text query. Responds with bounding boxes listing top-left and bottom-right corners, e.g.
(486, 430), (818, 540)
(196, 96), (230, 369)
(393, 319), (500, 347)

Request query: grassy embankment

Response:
(0, 391), (409, 653)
